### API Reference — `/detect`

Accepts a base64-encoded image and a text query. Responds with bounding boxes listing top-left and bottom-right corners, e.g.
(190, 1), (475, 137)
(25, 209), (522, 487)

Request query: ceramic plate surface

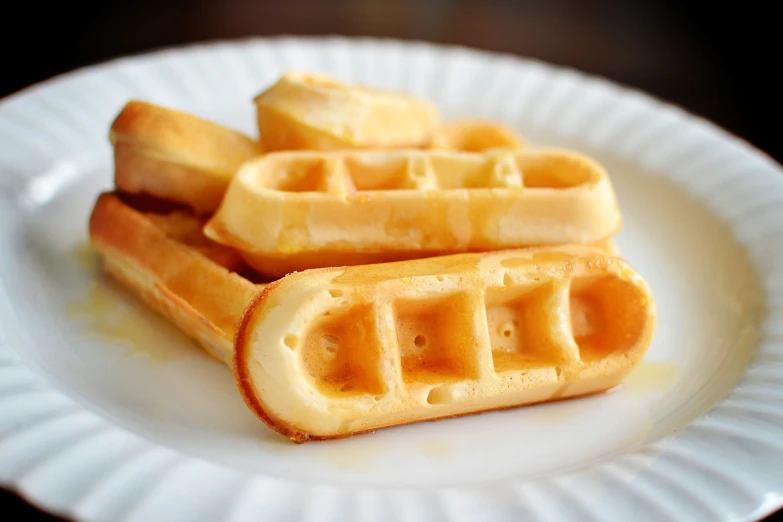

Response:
(1, 36), (782, 522)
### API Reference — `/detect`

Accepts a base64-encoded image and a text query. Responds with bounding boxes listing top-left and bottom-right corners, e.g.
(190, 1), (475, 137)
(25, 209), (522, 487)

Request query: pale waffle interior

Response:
(236, 245), (654, 440)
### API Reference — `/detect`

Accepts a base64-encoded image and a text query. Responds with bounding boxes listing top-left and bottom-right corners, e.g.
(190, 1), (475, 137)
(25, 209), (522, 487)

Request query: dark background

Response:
(1, 0), (781, 520)
(3, 0), (782, 164)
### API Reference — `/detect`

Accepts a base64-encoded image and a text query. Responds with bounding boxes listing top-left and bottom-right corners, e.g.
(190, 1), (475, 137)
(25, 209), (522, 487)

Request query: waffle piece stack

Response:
(88, 71), (655, 442)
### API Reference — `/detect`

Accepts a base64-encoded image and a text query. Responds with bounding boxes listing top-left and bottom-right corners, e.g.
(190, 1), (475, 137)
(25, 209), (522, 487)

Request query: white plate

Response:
(1, 36), (782, 522)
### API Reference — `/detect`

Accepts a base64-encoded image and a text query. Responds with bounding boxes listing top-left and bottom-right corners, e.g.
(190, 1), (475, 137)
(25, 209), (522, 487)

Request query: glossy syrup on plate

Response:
(66, 242), (183, 363)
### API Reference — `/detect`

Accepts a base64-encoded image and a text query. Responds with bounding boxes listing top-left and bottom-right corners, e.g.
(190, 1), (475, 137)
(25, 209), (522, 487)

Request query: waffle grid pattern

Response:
(249, 149), (599, 196)
(299, 264), (642, 401)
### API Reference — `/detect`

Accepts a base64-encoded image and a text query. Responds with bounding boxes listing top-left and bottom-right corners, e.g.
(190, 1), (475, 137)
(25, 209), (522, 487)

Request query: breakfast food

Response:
(88, 196), (653, 442)
(429, 119), (525, 151)
(254, 71), (440, 151)
(204, 148), (622, 278)
(110, 100), (262, 214)
(235, 245), (656, 442)
(88, 192), (260, 363)
(85, 68), (656, 443)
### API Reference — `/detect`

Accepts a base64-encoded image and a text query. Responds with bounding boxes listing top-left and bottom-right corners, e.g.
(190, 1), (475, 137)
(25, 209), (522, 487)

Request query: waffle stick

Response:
(235, 243), (655, 442)
(205, 148), (622, 278)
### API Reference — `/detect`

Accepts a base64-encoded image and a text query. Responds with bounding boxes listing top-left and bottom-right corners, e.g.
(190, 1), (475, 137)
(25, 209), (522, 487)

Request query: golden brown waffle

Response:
(254, 71), (440, 151)
(429, 119), (525, 151)
(235, 244), (655, 442)
(204, 148), (622, 278)
(88, 193), (261, 363)
(110, 101), (263, 214)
